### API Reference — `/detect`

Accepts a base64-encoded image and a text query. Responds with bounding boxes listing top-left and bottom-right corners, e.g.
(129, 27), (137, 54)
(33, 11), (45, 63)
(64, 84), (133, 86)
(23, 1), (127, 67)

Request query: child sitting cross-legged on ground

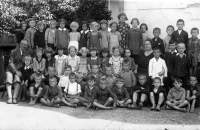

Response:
(88, 78), (117, 110)
(78, 75), (98, 107)
(112, 77), (132, 108)
(128, 74), (150, 110)
(62, 72), (81, 108)
(186, 75), (200, 113)
(27, 73), (45, 105)
(166, 78), (188, 112)
(40, 76), (62, 108)
(150, 77), (167, 111)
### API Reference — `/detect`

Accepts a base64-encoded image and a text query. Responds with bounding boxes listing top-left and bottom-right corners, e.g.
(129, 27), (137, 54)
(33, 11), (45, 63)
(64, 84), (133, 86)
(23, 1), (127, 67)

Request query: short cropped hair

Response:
(76, 72), (84, 78)
(35, 47), (43, 54)
(49, 20), (57, 25)
(47, 66), (55, 71)
(36, 21), (46, 30)
(91, 65), (99, 69)
(189, 75), (197, 80)
(100, 47), (109, 57)
(81, 21), (88, 28)
(131, 18), (140, 25)
(116, 77), (124, 83)
(87, 75), (96, 82)
(70, 21), (79, 29)
(58, 18), (66, 24)
(100, 77), (107, 83)
(153, 77), (161, 82)
(153, 47), (161, 52)
(122, 59), (130, 65)
(49, 76), (58, 82)
(177, 19), (184, 24)
(69, 72), (76, 78)
(190, 27), (199, 34)
(105, 64), (112, 69)
(177, 43), (185, 48)
(166, 25), (174, 31)
(35, 72), (42, 78)
(24, 55), (32, 63)
(173, 77), (183, 83)
(140, 23), (148, 31)
(138, 74), (147, 80)
(57, 45), (64, 51)
(169, 39), (176, 45)
(153, 27), (161, 33)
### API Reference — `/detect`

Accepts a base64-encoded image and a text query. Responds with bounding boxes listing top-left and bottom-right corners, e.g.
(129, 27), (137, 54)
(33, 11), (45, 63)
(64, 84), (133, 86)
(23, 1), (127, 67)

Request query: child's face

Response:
(173, 81), (182, 89)
(167, 27), (174, 36)
(177, 44), (185, 54)
(46, 52), (51, 58)
(39, 24), (44, 31)
(122, 63), (130, 71)
(138, 76), (146, 85)
(116, 81), (124, 89)
(71, 26), (77, 32)
(36, 51), (42, 58)
(131, 20), (138, 28)
(119, 16), (126, 23)
(49, 78), (57, 87)
(88, 80), (95, 87)
(125, 49), (131, 57)
(99, 80), (107, 89)
(22, 24), (27, 31)
(153, 50), (161, 58)
(64, 68), (71, 76)
(111, 24), (117, 32)
(153, 79), (161, 88)
(105, 67), (112, 76)
(92, 65), (99, 74)
(35, 76), (42, 84)
(176, 22), (184, 30)
(82, 24), (87, 31)
(169, 43), (176, 51)
(141, 25), (146, 33)
(69, 76), (76, 83)
(113, 48), (120, 56)
(102, 52), (108, 58)
(58, 50), (64, 56)
(90, 50), (97, 57)
(153, 31), (160, 38)
(29, 21), (36, 27)
(60, 22), (65, 29)
(48, 68), (55, 76)
(50, 22), (56, 29)
(92, 25), (98, 32)
(101, 24), (107, 30)
(69, 48), (76, 57)
(190, 77), (197, 86)
(81, 50), (87, 57)
(24, 59), (31, 66)
(76, 76), (83, 83)
(191, 30), (199, 38)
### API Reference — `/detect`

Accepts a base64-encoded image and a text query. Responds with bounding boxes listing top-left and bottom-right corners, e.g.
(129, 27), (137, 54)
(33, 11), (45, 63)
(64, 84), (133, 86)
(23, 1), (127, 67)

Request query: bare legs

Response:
(6, 83), (20, 104)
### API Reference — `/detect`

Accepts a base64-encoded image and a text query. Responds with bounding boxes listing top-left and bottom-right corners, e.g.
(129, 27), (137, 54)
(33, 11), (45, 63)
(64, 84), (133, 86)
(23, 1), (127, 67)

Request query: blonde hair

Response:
(24, 55), (32, 63)
(70, 21), (79, 29)
(90, 22), (100, 30)
(79, 47), (89, 54)
(177, 43), (185, 48)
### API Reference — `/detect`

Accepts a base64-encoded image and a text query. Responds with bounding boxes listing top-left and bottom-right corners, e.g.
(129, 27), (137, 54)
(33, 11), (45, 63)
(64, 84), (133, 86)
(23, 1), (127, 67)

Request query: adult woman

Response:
(134, 38), (154, 78)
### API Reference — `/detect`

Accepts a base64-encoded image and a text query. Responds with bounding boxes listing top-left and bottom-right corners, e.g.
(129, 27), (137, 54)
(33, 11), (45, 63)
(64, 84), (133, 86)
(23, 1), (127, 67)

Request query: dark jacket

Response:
(165, 51), (177, 74)
(112, 87), (130, 101)
(84, 85), (98, 102)
(186, 84), (200, 98)
(21, 65), (34, 82)
(152, 37), (165, 56)
(133, 83), (150, 94)
(171, 30), (188, 47)
(34, 30), (46, 49)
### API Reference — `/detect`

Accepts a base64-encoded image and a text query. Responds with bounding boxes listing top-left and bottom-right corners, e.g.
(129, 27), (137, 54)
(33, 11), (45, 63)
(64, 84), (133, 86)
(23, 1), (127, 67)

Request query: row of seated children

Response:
(20, 57), (200, 114)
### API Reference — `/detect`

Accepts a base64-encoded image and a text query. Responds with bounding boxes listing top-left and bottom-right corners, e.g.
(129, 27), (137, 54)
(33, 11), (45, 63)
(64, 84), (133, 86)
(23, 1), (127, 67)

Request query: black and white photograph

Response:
(0, 0), (200, 129)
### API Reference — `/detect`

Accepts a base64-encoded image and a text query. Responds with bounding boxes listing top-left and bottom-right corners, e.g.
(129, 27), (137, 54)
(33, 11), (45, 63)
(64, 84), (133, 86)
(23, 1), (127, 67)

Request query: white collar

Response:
(176, 53), (186, 57)
(89, 86), (94, 90)
(91, 56), (97, 60)
(58, 28), (67, 31)
(169, 49), (177, 53)
(20, 48), (23, 55)
(153, 57), (161, 61)
(68, 55), (77, 60)
(81, 30), (89, 34)
(24, 66), (30, 69)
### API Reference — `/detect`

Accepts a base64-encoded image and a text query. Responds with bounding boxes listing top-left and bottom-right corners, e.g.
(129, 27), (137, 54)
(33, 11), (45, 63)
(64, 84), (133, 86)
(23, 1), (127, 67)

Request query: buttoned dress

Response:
(65, 55), (80, 72)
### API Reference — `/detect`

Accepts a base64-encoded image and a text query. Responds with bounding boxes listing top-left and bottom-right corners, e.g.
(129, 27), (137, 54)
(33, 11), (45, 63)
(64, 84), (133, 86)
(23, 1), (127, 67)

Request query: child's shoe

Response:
(155, 105), (161, 111)
(138, 102), (143, 109)
(128, 102), (138, 109)
(179, 108), (187, 112)
(7, 98), (12, 104)
(190, 107), (195, 113)
(150, 104), (156, 110)
(12, 98), (18, 104)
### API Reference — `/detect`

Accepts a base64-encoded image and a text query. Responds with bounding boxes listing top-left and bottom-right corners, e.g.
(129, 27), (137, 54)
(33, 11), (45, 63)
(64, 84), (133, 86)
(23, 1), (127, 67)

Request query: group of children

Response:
(8, 12), (200, 116)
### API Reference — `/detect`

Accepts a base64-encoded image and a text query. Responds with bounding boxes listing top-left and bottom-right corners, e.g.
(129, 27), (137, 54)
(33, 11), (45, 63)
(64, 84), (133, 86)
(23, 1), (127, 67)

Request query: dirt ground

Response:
(1, 95), (200, 125)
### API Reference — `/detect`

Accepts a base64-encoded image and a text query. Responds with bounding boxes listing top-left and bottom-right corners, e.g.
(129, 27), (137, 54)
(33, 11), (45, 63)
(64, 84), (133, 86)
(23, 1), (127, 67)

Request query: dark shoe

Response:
(190, 107), (195, 113)
(12, 98), (18, 104)
(127, 103), (138, 109)
(150, 104), (156, 110)
(7, 98), (12, 104)
(72, 104), (77, 108)
(138, 102), (143, 109)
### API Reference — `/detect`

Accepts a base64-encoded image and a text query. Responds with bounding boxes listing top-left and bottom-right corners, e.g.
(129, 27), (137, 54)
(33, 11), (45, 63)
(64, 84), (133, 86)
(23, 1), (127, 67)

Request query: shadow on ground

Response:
(0, 92), (200, 125)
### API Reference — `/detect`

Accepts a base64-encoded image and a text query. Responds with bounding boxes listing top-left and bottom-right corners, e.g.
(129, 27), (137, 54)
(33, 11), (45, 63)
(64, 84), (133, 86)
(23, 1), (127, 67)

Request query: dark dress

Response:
(79, 30), (89, 49)
(16, 30), (26, 44)
(34, 30), (46, 49)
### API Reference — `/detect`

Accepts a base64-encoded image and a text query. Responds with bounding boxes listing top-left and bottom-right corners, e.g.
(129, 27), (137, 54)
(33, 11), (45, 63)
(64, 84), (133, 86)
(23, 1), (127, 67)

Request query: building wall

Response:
(109, 0), (200, 39)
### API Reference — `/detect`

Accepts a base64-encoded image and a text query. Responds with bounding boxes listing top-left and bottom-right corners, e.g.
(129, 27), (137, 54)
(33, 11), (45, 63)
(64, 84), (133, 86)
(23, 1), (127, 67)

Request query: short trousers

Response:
(64, 94), (79, 103)
(5, 71), (21, 85)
